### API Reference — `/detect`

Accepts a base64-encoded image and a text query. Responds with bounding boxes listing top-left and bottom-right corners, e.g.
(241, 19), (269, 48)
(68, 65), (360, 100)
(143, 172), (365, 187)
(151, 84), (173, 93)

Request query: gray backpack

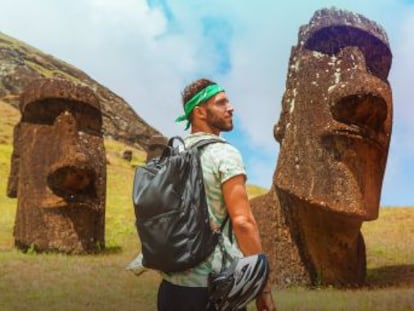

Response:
(132, 136), (227, 272)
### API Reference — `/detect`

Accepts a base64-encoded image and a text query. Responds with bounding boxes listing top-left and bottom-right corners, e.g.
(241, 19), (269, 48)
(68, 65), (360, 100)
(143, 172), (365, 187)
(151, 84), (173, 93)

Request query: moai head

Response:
(7, 79), (106, 253)
(274, 9), (392, 220)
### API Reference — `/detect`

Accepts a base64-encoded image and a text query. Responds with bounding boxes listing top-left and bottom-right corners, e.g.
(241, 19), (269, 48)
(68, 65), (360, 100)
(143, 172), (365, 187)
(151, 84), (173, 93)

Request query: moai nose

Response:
(47, 111), (96, 197)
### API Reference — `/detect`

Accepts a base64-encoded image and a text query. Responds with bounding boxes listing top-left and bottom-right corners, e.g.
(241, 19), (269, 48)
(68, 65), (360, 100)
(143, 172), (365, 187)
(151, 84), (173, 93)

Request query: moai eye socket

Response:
(70, 103), (103, 136)
(22, 99), (102, 136)
(22, 99), (68, 125)
(304, 25), (392, 82)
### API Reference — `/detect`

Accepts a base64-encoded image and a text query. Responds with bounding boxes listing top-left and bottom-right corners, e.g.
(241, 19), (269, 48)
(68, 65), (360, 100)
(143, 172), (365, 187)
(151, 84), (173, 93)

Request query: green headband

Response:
(175, 84), (225, 130)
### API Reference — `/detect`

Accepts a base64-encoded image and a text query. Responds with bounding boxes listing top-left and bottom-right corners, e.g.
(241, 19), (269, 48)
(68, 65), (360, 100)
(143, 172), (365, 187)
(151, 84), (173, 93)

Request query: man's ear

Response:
(193, 105), (207, 120)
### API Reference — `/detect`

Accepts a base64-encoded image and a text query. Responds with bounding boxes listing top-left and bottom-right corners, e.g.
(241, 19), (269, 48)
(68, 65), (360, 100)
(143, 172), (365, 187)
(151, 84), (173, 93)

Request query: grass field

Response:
(0, 101), (413, 310)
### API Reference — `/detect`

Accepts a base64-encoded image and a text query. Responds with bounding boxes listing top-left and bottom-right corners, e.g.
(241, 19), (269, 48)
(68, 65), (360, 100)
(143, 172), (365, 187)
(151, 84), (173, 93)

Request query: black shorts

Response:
(157, 279), (247, 311)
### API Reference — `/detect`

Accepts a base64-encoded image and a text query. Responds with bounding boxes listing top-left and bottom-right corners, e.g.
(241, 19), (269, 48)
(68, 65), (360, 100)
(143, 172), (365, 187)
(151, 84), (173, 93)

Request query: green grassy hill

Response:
(0, 100), (413, 310)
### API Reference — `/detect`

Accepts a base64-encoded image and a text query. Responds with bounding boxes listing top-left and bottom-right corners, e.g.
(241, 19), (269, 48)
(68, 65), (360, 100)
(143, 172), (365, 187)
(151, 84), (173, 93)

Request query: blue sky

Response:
(2, 0), (414, 206)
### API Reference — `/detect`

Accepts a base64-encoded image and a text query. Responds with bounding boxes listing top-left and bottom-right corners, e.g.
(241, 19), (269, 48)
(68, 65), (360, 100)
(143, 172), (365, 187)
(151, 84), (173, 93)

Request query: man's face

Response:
(275, 38), (392, 220)
(204, 92), (234, 132)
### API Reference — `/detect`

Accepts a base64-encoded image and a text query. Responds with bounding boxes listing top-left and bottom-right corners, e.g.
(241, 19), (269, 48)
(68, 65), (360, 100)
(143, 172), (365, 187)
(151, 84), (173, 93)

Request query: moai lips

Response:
(7, 79), (106, 253)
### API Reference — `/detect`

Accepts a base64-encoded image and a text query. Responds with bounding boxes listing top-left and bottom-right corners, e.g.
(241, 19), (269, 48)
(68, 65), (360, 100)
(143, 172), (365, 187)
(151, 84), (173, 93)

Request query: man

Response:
(156, 78), (276, 311)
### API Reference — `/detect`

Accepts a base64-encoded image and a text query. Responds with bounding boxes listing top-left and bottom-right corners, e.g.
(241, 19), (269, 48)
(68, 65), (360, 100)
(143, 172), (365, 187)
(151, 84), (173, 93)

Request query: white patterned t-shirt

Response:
(161, 132), (246, 287)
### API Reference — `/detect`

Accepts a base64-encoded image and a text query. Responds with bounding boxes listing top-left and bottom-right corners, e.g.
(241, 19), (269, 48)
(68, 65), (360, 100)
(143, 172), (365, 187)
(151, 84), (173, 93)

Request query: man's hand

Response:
(256, 291), (277, 311)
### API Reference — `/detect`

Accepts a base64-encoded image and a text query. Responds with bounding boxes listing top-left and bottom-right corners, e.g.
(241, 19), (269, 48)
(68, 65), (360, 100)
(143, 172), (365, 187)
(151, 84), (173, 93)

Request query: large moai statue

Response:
(251, 8), (392, 287)
(7, 79), (106, 254)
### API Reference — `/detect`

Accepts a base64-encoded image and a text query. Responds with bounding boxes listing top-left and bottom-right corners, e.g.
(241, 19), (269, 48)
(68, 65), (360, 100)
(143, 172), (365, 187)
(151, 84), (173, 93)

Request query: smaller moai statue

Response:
(145, 135), (168, 163)
(7, 78), (107, 254)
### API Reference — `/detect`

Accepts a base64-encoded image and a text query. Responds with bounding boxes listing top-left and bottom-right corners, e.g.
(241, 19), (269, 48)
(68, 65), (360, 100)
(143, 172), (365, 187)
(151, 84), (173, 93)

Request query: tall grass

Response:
(0, 101), (413, 310)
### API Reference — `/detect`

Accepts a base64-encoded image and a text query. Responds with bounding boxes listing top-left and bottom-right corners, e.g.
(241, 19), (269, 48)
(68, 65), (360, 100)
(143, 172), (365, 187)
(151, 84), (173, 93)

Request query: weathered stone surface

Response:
(7, 78), (107, 254)
(252, 8), (392, 287)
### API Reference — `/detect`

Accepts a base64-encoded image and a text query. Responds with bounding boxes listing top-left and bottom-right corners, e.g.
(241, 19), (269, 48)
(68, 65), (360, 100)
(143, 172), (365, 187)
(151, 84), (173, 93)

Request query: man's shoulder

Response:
(182, 133), (244, 162)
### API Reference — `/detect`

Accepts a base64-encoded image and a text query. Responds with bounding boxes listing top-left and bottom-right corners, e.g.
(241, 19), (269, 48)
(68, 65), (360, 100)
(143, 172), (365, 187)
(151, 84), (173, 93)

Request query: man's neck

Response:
(190, 125), (220, 136)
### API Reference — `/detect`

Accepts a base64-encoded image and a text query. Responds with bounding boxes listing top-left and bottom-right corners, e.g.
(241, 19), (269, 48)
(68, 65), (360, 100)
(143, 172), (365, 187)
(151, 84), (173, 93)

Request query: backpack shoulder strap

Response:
(190, 138), (227, 150)
(220, 215), (233, 244)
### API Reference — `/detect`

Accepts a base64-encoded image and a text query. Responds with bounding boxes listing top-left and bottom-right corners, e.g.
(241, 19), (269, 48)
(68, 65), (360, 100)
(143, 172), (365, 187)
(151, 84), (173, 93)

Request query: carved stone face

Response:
(8, 79), (106, 253)
(275, 15), (392, 220)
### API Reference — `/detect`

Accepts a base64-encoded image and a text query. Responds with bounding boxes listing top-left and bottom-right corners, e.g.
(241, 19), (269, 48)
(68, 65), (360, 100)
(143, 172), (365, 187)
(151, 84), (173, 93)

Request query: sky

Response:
(1, 0), (414, 206)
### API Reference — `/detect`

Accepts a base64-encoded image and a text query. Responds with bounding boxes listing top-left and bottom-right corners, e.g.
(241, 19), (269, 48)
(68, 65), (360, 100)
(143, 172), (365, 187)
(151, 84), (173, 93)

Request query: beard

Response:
(206, 108), (233, 132)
